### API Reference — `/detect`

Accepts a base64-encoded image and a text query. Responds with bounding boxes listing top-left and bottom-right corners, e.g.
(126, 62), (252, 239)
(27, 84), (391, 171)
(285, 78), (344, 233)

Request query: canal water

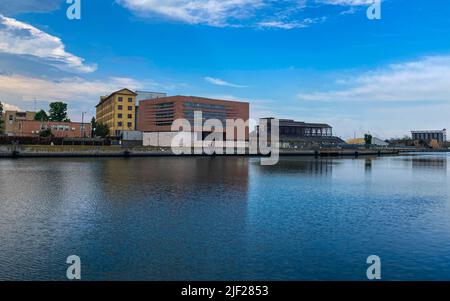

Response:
(0, 153), (449, 280)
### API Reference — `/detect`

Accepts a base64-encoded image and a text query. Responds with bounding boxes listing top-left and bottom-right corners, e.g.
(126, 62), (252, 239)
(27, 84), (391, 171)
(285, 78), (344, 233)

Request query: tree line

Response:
(0, 101), (110, 138)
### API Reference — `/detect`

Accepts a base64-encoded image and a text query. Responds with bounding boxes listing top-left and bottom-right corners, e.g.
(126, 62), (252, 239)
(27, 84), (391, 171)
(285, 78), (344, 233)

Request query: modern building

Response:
(412, 129), (447, 143)
(96, 88), (137, 137)
(259, 118), (344, 147)
(2, 110), (36, 136)
(138, 96), (249, 146)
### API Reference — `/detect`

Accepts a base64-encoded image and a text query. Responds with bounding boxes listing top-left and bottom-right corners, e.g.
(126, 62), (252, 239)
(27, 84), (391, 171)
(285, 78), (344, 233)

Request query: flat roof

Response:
(261, 118), (332, 128)
(139, 95), (249, 105)
(412, 129), (446, 133)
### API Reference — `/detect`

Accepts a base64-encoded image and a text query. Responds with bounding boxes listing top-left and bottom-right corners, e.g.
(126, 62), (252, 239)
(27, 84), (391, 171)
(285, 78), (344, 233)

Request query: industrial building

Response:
(1, 110), (91, 138)
(1, 111), (36, 136)
(259, 118), (344, 148)
(138, 96), (249, 147)
(411, 129), (447, 143)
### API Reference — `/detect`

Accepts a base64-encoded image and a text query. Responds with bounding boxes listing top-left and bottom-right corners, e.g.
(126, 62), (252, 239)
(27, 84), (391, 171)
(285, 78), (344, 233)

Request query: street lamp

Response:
(81, 112), (87, 138)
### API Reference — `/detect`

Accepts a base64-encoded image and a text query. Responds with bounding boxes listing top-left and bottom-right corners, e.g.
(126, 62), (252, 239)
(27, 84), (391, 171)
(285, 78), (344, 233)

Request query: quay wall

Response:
(0, 145), (407, 158)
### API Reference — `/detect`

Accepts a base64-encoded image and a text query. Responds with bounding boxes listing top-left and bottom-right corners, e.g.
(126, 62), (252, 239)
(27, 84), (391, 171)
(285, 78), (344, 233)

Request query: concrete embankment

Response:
(0, 145), (404, 158)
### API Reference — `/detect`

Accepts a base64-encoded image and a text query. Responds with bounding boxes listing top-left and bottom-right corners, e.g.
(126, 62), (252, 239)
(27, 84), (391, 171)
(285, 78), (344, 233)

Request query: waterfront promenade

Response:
(0, 144), (405, 158)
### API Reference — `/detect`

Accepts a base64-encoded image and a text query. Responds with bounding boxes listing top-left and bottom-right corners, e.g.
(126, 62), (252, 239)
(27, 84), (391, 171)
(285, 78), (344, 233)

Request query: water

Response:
(1, 153), (450, 280)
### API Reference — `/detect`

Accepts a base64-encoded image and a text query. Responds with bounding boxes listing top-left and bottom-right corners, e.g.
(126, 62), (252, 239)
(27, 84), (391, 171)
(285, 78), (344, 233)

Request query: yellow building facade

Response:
(96, 88), (137, 137)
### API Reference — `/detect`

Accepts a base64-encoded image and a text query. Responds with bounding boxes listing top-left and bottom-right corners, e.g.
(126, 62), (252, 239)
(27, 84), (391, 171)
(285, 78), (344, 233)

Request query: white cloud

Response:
(0, 15), (96, 73)
(258, 17), (325, 29)
(316, 0), (374, 5)
(117, 0), (264, 27)
(1, 102), (21, 111)
(0, 74), (144, 103)
(297, 55), (450, 102)
(0, 0), (61, 15)
(204, 76), (247, 88)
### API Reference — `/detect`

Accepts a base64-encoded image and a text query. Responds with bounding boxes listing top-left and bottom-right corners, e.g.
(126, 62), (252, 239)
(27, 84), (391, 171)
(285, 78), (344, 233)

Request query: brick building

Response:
(6, 119), (91, 138)
(137, 96), (249, 146)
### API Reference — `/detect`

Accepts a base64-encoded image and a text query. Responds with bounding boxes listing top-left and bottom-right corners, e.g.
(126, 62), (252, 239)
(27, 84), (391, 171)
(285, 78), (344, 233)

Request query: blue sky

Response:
(0, 0), (449, 139)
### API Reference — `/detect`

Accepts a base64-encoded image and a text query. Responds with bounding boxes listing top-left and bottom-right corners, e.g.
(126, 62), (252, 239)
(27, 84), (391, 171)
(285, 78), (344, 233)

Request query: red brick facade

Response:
(137, 96), (250, 140)
(11, 120), (92, 138)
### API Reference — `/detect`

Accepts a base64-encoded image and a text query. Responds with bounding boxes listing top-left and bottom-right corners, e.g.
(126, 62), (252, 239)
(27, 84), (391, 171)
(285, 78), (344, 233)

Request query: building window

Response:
(127, 114), (132, 119)
(127, 122), (132, 127)
(128, 98), (133, 102)
(128, 106), (133, 111)
(118, 122), (123, 127)
(118, 114), (123, 118)
(118, 105), (123, 110)
(118, 97), (123, 102)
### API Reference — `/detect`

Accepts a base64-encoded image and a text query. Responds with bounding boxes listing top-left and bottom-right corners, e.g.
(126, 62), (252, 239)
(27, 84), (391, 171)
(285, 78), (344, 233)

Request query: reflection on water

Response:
(0, 154), (450, 280)
(365, 158), (373, 174)
(254, 157), (336, 176)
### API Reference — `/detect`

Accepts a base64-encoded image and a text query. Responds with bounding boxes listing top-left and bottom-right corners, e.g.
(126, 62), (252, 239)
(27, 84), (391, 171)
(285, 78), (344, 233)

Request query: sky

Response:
(0, 0), (449, 139)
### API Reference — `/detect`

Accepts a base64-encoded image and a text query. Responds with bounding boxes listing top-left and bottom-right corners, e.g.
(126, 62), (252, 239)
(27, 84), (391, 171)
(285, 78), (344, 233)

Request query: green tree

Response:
(49, 102), (70, 122)
(91, 117), (97, 138)
(364, 134), (373, 145)
(39, 128), (53, 138)
(0, 101), (4, 134)
(95, 122), (110, 138)
(34, 109), (49, 121)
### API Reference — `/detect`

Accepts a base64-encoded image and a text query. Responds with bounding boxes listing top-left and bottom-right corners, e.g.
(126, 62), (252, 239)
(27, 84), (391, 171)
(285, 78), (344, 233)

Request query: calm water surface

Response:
(1, 154), (450, 280)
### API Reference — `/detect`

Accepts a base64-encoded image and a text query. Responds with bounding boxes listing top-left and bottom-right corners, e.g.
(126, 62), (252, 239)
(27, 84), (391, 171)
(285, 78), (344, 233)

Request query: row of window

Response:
(280, 127), (333, 137)
(413, 133), (445, 140)
(40, 125), (79, 131)
(183, 102), (226, 110)
(117, 122), (133, 127)
(117, 105), (134, 111)
(156, 121), (173, 126)
(118, 97), (134, 103)
(155, 102), (175, 109)
(117, 114), (133, 119)
(183, 110), (227, 121)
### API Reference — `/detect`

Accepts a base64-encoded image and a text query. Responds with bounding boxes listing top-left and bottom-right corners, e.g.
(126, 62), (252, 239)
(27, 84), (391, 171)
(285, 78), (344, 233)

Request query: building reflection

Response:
(411, 157), (447, 170)
(365, 158), (373, 174)
(98, 157), (249, 202)
(253, 157), (336, 177)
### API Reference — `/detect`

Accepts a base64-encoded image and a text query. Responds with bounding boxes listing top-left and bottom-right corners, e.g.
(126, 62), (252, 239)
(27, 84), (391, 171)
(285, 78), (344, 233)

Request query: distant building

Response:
(138, 95), (249, 146)
(2, 111), (36, 136)
(136, 91), (167, 103)
(347, 137), (389, 147)
(412, 129), (447, 143)
(96, 88), (137, 137)
(259, 118), (344, 148)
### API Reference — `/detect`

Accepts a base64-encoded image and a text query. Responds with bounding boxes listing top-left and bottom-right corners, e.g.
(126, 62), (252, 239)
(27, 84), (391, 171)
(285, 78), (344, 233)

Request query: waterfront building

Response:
(411, 129), (447, 143)
(96, 88), (137, 137)
(2, 111), (36, 136)
(4, 120), (91, 138)
(259, 118), (344, 148)
(138, 96), (249, 147)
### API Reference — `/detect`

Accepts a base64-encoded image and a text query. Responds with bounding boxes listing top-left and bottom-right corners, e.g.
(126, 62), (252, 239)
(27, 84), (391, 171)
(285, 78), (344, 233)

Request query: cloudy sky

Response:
(0, 0), (449, 139)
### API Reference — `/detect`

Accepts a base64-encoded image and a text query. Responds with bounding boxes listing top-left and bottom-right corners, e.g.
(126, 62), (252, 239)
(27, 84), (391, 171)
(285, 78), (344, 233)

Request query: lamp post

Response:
(81, 112), (87, 138)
